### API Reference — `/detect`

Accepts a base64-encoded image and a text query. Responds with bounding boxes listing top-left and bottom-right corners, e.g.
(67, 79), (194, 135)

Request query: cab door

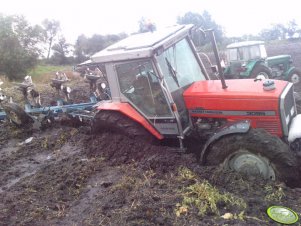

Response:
(155, 38), (207, 135)
(115, 59), (180, 137)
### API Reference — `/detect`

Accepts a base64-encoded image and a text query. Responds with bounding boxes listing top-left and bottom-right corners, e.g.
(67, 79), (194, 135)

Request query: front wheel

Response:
(204, 129), (299, 187)
(250, 64), (271, 80)
(288, 68), (301, 92)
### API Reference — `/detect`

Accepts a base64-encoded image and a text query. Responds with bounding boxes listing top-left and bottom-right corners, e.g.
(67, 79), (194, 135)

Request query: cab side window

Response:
(116, 60), (172, 117)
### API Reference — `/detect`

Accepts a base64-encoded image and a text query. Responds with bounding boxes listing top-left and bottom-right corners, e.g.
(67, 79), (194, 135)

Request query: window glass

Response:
(259, 45), (267, 58)
(156, 38), (206, 92)
(227, 48), (238, 61)
(249, 45), (261, 59)
(116, 60), (172, 117)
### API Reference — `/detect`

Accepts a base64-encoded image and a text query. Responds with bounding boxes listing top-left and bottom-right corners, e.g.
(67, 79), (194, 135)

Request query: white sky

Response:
(1, 0), (301, 43)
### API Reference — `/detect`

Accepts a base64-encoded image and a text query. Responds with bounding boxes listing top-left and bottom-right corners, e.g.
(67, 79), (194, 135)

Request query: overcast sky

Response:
(1, 0), (301, 43)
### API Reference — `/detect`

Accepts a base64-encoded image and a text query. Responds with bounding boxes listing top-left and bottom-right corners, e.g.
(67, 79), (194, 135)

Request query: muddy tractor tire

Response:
(250, 64), (271, 80)
(205, 128), (299, 187)
(91, 110), (155, 143)
(3, 102), (33, 127)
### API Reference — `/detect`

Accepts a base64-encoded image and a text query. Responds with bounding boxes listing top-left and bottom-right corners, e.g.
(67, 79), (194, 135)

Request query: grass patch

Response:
(264, 184), (285, 202)
(29, 64), (73, 83)
(176, 167), (246, 217)
(1, 64), (75, 87)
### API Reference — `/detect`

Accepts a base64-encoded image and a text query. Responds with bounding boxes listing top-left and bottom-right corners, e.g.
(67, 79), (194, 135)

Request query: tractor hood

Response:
(267, 54), (291, 62)
(183, 79), (289, 112)
(266, 55), (292, 66)
(183, 79), (296, 137)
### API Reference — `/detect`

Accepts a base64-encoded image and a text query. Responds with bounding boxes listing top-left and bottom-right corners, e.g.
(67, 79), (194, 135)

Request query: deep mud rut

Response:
(1, 80), (301, 226)
(1, 120), (301, 226)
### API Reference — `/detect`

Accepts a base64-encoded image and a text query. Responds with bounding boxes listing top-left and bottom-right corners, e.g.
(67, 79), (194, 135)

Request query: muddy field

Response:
(1, 76), (301, 226)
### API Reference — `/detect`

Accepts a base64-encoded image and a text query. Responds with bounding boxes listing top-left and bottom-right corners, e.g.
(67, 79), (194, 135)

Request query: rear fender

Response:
(200, 120), (251, 164)
(240, 60), (259, 77)
(284, 66), (296, 78)
(96, 102), (163, 140)
(224, 66), (231, 75)
(243, 60), (268, 77)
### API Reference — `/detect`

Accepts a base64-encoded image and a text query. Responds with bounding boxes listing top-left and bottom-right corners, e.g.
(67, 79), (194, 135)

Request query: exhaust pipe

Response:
(206, 29), (228, 89)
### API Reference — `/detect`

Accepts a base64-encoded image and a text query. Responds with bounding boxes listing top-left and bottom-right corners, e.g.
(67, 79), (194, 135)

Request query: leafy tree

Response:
(87, 34), (106, 55)
(178, 12), (204, 27)
(0, 14), (43, 80)
(287, 20), (298, 38)
(74, 33), (127, 63)
(259, 21), (300, 41)
(74, 34), (104, 63)
(74, 34), (89, 63)
(105, 34), (126, 46)
(259, 23), (286, 41)
(50, 36), (72, 65)
(42, 19), (60, 59)
(296, 29), (301, 38)
(177, 11), (224, 46)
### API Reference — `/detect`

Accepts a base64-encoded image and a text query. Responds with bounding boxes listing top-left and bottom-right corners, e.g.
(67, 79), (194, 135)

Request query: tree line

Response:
(1, 12), (300, 80)
(0, 14), (127, 80)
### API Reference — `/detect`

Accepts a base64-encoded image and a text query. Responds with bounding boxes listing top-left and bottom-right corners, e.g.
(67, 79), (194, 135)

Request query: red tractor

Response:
(79, 25), (301, 187)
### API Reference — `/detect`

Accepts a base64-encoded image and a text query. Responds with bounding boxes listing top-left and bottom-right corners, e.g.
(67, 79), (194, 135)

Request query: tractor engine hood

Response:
(266, 55), (292, 66)
(183, 79), (294, 137)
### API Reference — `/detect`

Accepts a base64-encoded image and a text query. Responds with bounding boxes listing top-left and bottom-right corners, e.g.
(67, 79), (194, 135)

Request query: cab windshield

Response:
(156, 38), (206, 92)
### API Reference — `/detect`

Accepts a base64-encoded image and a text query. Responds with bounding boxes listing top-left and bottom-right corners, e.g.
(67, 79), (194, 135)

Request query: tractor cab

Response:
(81, 25), (209, 139)
(224, 41), (301, 85)
(226, 41), (267, 62)
(224, 41), (270, 79)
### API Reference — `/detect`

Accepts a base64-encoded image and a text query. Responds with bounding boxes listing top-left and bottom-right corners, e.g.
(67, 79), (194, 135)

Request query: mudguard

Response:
(240, 60), (259, 77)
(96, 102), (163, 140)
(200, 120), (251, 164)
(284, 66), (296, 78)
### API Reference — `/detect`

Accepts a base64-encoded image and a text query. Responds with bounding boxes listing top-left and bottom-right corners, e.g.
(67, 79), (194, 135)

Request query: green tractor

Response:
(223, 41), (301, 87)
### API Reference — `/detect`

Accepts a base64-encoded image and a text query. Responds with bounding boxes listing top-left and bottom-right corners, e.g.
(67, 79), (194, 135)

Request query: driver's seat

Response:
(133, 75), (151, 96)
(132, 75), (155, 115)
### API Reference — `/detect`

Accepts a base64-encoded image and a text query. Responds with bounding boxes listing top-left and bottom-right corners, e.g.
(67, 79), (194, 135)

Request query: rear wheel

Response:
(250, 64), (271, 80)
(3, 102), (33, 126)
(205, 129), (299, 187)
(91, 110), (155, 143)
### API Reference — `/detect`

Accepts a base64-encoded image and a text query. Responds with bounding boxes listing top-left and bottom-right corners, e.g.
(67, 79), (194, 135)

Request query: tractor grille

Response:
(280, 83), (296, 136)
(256, 121), (280, 135)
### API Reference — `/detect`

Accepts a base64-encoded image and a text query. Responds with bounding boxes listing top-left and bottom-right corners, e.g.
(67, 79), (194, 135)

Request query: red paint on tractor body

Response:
(183, 79), (289, 137)
(96, 102), (163, 140)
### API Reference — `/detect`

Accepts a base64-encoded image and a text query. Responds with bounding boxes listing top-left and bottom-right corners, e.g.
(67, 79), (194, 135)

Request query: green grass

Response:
(175, 167), (247, 217)
(0, 64), (77, 89)
(29, 64), (73, 83)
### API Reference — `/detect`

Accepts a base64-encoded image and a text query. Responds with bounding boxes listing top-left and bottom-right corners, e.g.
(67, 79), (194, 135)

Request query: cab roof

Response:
(226, 41), (264, 49)
(89, 24), (194, 63)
